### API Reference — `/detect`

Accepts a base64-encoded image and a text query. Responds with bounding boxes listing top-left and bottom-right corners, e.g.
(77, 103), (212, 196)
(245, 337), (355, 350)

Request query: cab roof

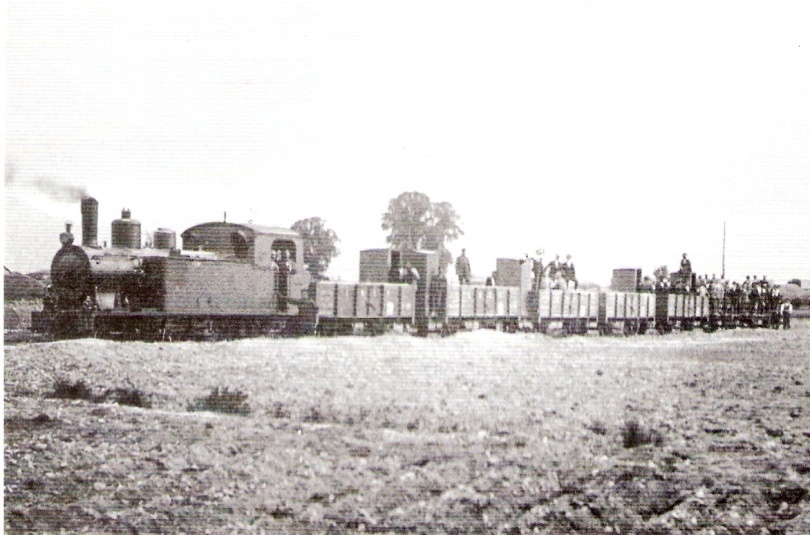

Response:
(181, 222), (301, 239)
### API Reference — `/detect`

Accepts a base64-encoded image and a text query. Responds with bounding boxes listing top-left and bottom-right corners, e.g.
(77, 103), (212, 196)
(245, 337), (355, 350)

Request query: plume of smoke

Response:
(31, 176), (89, 203)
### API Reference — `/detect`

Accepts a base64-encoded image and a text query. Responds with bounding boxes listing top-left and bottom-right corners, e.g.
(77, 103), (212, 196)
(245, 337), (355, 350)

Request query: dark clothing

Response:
(547, 260), (560, 280)
(277, 261), (289, 312)
(565, 263), (576, 287)
(455, 254), (471, 285)
(388, 264), (401, 283)
(532, 259), (545, 291)
(781, 303), (792, 329)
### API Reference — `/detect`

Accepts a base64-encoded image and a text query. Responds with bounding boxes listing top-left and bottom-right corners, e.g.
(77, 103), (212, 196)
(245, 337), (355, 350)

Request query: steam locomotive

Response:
(32, 198), (783, 340)
(33, 198), (313, 339)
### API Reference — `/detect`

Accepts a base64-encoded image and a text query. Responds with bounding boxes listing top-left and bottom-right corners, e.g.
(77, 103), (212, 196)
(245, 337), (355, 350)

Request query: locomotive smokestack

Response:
(81, 197), (98, 247)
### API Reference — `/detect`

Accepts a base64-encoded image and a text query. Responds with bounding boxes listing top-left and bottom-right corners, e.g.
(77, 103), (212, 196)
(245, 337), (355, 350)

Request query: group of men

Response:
(454, 249), (578, 290)
(657, 253), (792, 328)
(548, 254), (578, 290)
(528, 253), (578, 291)
(389, 248), (793, 328)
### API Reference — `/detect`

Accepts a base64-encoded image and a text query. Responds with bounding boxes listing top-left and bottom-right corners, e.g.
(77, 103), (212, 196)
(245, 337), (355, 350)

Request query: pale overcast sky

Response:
(5, 1), (809, 285)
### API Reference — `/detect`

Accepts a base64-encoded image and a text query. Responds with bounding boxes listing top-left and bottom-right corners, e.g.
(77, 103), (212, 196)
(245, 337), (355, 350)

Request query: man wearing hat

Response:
(680, 253), (692, 274)
(547, 254), (561, 281)
(532, 249), (545, 291)
(780, 300), (793, 329)
(563, 254), (577, 289)
(455, 248), (471, 285)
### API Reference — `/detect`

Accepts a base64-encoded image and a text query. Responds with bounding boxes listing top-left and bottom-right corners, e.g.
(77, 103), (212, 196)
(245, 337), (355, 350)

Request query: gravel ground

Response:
(5, 321), (809, 534)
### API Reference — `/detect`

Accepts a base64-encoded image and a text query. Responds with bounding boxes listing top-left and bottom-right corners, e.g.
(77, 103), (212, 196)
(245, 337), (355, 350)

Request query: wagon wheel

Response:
(638, 320), (648, 335)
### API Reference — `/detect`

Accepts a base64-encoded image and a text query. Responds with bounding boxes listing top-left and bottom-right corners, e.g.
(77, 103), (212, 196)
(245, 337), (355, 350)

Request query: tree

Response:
(291, 217), (340, 281)
(381, 192), (463, 272)
(422, 201), (463, 250)
(381, 192), (433, 250)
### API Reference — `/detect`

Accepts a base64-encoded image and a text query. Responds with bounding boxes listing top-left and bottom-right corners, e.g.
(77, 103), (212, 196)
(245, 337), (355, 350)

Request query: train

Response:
(31, 197), (785, 340)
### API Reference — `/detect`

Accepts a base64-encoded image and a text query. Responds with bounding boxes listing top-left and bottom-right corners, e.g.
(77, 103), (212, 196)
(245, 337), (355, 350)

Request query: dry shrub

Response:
(49, 379), (151, 408)
(106, 387), (152, 408)
(621, 419), (663, 448)
(50, 379), (96, 401)
(189, 387), (251, 416)
(302, 406), (326, 423)
(587, 419), (608, 435)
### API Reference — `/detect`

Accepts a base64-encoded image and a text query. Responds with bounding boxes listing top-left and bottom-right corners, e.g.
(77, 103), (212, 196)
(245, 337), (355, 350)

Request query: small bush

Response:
(302, 406), (325, 423)
(587, 419), (608, 435)
(50, 379), (151, 408)
(105, 387), (152, 409)
(621, 419), (664, 448)
(189, 387), (251, 416)
(50, 379), (96, 401)
(270, 402), (290, 419)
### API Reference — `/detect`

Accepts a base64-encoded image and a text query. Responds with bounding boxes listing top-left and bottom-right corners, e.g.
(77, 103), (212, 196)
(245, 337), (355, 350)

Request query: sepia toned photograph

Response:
(5, 2), (809, 533)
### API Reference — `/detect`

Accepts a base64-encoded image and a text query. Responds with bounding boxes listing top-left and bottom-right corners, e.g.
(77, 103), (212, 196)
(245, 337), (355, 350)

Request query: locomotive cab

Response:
(181, 223), (304, 266)
(177, 222), (311, 314)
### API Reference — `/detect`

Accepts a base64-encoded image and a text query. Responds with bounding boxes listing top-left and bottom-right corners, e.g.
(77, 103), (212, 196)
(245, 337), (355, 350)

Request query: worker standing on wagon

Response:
(563, 254), (577, 289)
(680, 253), (692, 274)
(547, 254), (560, 281)
(532, 253), (545, 291)
(455, 249), (471, 285)
(750, 276), (761, 314)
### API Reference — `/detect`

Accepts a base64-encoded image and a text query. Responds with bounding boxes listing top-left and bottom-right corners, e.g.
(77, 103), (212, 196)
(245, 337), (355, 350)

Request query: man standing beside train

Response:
(455, 249), (471, 285)
(780, 300), (793, 329)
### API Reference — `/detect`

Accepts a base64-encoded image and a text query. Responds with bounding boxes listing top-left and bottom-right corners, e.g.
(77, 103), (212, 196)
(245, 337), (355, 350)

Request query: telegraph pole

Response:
(721, 221), (726, 279)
